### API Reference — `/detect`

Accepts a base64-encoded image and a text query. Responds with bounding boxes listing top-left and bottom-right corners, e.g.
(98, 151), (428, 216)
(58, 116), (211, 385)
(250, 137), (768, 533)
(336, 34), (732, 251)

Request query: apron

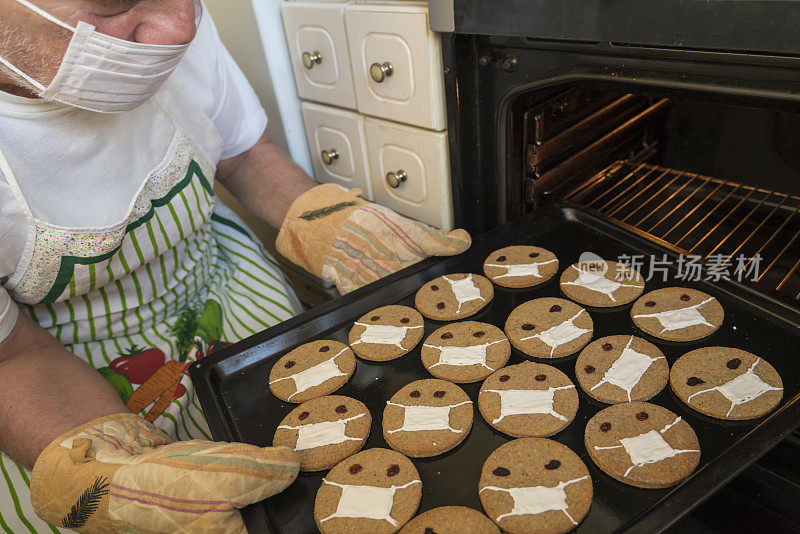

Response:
(0, 93), (301, 533)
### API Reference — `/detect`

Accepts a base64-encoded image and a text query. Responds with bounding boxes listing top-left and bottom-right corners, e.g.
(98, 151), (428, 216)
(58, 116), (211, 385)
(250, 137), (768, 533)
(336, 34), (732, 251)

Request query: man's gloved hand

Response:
(276, 184), (471, 294)
(30, 413), (299, 533)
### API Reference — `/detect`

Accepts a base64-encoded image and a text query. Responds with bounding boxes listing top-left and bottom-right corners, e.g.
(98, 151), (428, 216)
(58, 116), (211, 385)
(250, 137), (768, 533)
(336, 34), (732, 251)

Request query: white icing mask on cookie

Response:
(562, 266), (640, 302)
(352, 323), (423, 349)
(443, 275), (485, 313)
(482, 386), (575, 423)
(594, 416), (699, 476)
(277, 413), (366, 451)
(633, 297), (715, 332)
(385, 400), (472, 434)
(520, 310), (591, 356)
(319, 479), (421, 526)
(480, 476), (589, 525)
(485, 259), (557, 279)
(424, 340), (506, 371)
(590, 336), (665, 401)
(269, 349), (348, 400)
(686, 358), (783, 417)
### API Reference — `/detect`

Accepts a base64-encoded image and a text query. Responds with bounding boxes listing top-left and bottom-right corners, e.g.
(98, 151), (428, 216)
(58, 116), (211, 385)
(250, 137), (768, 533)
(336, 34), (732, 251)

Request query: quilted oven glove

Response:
(276, 184), (471, 294)
(30, 413), (299, 533)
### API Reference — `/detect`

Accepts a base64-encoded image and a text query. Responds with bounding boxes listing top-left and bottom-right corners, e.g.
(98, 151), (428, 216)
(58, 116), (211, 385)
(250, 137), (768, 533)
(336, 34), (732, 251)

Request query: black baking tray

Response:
(190, 205), (800, 533)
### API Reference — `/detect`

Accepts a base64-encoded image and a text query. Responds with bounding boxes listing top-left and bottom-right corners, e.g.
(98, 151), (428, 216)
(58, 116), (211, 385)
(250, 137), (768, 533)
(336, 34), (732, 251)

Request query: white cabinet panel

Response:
(282, 2), (356, 109)
(365, 117), (452, 229)
(346, 4), (446, 131)
(302, 102), (372, 199)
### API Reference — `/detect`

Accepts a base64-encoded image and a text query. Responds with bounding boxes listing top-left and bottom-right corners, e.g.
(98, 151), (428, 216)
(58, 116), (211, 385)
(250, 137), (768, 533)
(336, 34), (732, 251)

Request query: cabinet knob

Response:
(321, 149), (339, 165)
(386, 170), (407, 188)
(370, 61), (393, 83)
(302, 50), (323, 69)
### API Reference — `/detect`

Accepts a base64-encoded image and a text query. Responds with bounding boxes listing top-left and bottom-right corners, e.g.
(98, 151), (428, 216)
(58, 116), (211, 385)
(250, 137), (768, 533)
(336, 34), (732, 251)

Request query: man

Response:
(0, 0), (470, 531)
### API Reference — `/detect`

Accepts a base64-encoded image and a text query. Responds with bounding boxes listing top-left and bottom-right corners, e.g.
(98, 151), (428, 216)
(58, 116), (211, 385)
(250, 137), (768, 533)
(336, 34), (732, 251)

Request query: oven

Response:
(432, 1), (800, 530)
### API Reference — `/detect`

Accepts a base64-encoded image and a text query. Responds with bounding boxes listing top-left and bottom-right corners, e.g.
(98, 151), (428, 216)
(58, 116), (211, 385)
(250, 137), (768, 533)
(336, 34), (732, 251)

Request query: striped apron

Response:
(0, 99), (301, 532)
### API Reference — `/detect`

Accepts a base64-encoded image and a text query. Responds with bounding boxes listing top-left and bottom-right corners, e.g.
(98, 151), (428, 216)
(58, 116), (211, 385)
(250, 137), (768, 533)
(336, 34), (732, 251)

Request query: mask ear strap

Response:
(13, 0), (76, 32)
(0, 55), (46, 91)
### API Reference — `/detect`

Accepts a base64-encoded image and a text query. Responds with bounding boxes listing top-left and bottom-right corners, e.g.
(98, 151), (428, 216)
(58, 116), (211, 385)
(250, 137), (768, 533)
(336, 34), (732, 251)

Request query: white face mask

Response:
(352, 323), (422, 349)
(593, 417), (699, 477)
(687, 358), (783, 418)
(319, 479), (421, 526)
(633, 297), (714, 333)
(480, 475), (589, 525)
(277, 413), (365, 451)
(482, 386), (574, 423)
(269, 351), (347, 400)
(0, 0), (201, 113)
(443, 275), (485, 312)
(385, 400), (472, 434)
(590, 336), (665, 402)
(484, 259), (558, 279)
(424, 339), (506, 371)
(562, 266), (640, 302)
(520, 310), (591, 356)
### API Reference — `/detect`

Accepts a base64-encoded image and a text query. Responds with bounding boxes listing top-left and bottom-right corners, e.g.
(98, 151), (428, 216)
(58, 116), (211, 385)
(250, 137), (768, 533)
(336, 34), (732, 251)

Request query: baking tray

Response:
(190, 205), (800, 534)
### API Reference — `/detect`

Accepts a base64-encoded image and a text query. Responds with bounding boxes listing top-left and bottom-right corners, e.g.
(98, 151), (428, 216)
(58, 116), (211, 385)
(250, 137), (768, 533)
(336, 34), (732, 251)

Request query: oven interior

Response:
(502, 83), (800, 530)
(509, 84), (800, 306)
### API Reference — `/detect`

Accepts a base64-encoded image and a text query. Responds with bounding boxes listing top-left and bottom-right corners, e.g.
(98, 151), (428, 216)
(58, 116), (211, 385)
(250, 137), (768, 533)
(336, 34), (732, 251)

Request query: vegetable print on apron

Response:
(0, 97), (301, 533)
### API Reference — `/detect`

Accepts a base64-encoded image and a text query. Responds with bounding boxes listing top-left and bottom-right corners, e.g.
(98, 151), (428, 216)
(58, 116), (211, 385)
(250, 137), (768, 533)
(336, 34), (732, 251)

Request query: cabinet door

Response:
(302, 102), (372, 200)
(281, 2), (356, 109)
(345, 4), (446, 131)
(365, 117), (452, 229)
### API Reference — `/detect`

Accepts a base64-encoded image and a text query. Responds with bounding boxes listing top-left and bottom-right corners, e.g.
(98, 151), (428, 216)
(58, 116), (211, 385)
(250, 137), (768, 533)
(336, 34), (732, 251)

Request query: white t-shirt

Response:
(0, 10), (268, 343)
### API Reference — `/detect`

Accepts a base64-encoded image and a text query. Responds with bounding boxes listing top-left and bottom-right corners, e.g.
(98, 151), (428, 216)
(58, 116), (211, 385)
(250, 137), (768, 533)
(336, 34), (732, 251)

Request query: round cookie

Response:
(631, 287), (723, 342)
(415, 273), (494, 321)
(482, 245), (559, 289)
(315, 448), (422, 534)
(670, 347), (783, 420)
(585, 401), (701, 489)
(421, 321), (511, 383)
(478, 361), (578, 438)
(273, 395), (372, 472)
(269, 340), (356, 403)
(505, 297), (593, 358)
(575, 335), (668, 404)
(349, 305), (425, 361)
(400, 506), (500, 534)
(383, 379), (473, 458)
(560, 261), (645, 307)
(479, 438), (592, 534)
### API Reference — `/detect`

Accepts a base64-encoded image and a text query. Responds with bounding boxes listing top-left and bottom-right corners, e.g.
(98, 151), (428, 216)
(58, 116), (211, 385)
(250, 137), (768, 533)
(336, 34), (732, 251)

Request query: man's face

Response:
(0, 0), (197, 95)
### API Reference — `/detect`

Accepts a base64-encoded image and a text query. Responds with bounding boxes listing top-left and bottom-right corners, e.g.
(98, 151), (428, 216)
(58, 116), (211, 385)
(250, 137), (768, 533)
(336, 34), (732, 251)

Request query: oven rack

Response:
(563, 161), (800, 301)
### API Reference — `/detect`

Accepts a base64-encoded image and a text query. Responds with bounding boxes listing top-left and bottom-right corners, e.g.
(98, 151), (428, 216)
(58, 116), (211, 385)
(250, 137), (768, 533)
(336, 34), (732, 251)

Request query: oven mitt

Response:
(29, 413), (299, 533)
(276, 184), (471, 294)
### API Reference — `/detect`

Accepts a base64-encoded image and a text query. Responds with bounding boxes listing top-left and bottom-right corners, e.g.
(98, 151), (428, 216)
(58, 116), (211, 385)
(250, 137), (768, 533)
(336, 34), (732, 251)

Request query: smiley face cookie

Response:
(399, 506), (500, 534)
(269, 340), (356, 403)
(631, 288), (723, 342)
(479, 438), (592, 534)
(383, 379), (473, 458)
(560, 261), (645, 307)
(670, 347), (783, 420)
(479, 361), (578, 438)
(415, 273), (494, 321)
(273, 395), (372, 471)
(575, 335), (668, 404)
(585, 402), (701, 489)
(315, 448), (422, 534)
(505, 298), (593, 358)
(482, 246), (559, 289)
(349, 305), (425, 361)
(421, 321), (511, 383)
